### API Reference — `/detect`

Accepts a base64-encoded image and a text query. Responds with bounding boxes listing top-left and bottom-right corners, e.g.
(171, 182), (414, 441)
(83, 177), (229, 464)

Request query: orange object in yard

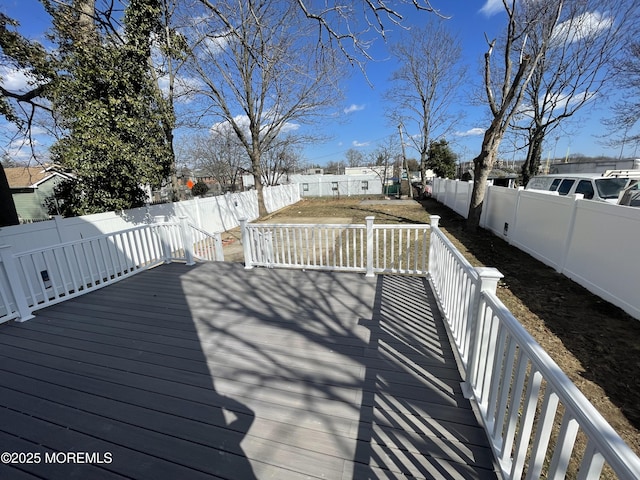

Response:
(186, 180), (194, 189)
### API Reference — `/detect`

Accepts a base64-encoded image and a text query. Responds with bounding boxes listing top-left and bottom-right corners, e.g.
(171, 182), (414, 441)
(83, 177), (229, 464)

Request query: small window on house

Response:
(362, 181), (368, 190)
(303, 183), (309, 191)
(332, 182), (338, 191)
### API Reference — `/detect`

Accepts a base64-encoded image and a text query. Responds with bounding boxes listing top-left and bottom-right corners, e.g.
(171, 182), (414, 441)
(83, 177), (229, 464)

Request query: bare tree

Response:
(386, 21), (466, 194)
(517, 0), (636, 185)
(345, 148), (365, 167)
(467, 0), (562, 229)
(606, 35), (640, 153)
(198, 0), (444, 71)
(182, 0), (344, 216)
(366, 138), (398, 194)
(189, 127), (247, 193)
(261, 140), (301, 186)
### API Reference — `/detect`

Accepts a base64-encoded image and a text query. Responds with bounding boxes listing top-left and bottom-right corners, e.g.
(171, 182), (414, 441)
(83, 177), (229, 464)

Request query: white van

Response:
(525, 170), (640, 204)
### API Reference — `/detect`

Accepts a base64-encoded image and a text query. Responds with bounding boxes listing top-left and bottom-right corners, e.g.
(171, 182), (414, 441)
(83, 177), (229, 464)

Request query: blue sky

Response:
(0, 0), (630, 167)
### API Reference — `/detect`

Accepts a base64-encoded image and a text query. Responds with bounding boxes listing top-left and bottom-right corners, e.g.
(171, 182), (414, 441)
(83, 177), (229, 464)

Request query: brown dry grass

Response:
(263, 196), (640, 462)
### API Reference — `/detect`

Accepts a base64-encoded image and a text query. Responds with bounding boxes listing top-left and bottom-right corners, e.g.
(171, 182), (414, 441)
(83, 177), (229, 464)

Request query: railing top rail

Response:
(245, 222), (366, 229)
(431, 225), (479, 281)
(482, 291), (640, 477)
(372, 224), (431, 230)
(187, 222), (221, 236)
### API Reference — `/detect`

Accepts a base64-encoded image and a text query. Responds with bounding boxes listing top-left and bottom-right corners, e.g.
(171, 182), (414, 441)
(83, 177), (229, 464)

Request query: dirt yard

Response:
(250, 196), (640, 459)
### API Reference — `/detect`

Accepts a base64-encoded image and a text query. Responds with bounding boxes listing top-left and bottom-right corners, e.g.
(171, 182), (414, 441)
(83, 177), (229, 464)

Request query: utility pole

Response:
(397, 124), (413, 199)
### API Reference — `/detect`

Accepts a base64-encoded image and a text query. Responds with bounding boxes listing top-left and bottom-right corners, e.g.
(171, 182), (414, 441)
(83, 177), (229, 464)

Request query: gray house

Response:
(6, 166), (72, 222)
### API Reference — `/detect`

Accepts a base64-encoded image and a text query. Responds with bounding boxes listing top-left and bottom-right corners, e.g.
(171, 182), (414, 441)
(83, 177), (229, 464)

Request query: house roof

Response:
(5, 165), (71, 188)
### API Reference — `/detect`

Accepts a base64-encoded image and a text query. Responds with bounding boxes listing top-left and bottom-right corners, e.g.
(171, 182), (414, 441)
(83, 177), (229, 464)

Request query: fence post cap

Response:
(430, 215), (441, 227)
(475, 267), (504, 294)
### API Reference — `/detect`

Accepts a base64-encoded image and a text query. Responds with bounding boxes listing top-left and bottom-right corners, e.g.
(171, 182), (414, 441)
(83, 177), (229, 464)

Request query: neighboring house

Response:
(5, 166), (73, 222)
(290, 173), (383, 197)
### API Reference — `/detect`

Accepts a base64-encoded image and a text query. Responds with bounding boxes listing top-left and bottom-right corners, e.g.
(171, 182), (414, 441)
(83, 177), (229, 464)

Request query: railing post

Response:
(154, 216), (172, 264)
(239, 218), (253, 270)
(428, 215), (440, 277)
(0, 245), (35, 322)
(365, 216), (375, 278)
(213, 233), (224, 262)
(463, 267), (504, 399)
(179, 216), (195, 266)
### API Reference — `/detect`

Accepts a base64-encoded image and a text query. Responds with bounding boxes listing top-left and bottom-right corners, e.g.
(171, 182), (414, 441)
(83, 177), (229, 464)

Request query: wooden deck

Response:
(0, 262), (499, 479)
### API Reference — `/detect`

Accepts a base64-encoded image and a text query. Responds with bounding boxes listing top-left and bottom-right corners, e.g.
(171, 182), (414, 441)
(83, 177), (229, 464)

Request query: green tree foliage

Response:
(191, 180), (209, 197)
(47, 0), (173, 216)
(427, 139), (456, 178)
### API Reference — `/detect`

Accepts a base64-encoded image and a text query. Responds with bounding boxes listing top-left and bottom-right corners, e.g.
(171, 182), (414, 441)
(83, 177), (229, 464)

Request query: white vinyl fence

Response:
(428, 216), (640, 479)
(0, 184), (300, 256)
(432, 178), (640, 321)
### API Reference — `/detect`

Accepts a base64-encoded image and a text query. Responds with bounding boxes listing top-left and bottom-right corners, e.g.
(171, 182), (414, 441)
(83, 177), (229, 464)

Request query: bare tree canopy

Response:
(516, 0), (637, 184)
(606, 37), (640, 152)
(188, 127), (247, 193)
(182, 0), (346, 215)
(385, 20), (465, 192)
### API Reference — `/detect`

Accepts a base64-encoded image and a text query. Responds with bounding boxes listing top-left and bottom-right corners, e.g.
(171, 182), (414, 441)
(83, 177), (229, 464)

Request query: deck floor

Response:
(0, 262), (498, 479)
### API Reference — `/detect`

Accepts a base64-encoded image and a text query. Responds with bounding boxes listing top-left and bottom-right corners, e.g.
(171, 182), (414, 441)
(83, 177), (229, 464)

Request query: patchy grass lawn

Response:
(263, 196), (640, 460)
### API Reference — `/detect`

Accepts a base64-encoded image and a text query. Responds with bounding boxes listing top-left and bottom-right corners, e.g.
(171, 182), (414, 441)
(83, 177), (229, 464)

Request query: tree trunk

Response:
(521, 126), (545, 186)
(467, 130), (500, 230)
(420, 151), (428, 198)
(0, 165), (19, 226)
(249, 148), (267, 218)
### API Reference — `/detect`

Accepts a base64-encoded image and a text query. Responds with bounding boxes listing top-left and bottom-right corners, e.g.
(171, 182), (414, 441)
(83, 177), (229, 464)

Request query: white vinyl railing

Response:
(0, 218), (222, 323)
(240, 216), (430, 276)
(428, 216), (640, 479)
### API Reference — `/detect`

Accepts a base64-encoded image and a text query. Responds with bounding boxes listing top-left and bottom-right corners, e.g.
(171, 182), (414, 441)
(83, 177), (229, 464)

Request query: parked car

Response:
(525, 170), (640, 205)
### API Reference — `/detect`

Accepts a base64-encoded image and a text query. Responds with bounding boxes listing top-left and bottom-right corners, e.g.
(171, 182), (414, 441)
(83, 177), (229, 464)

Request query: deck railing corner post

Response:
(428, 216), (441, 277)
(154, 216), (172, 264)
(0, 244), (35, 322)
(365, 216), (375, 277)
(464, 266), (504, 397)
(179, 216), (195, 266)
(239, 218), (254, 269)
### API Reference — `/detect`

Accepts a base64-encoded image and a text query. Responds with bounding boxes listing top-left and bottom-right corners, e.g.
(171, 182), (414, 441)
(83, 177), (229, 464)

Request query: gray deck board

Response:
(0, 262), (498, 479)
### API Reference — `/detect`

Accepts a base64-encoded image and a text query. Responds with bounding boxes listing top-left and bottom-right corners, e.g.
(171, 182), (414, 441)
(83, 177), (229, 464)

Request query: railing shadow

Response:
(351, 274), (498, 479)
(187, 262), (497, 478)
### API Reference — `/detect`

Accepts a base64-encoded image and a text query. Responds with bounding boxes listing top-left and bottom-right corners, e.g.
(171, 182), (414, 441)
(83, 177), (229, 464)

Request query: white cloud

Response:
(343, 104), (365, 114)
(552, 11), (613, 45)
(352, 140), (369, 147)
(0, 66), (38, 93)
(479, 0), (503, 16)
(210, 114), (299, 137)
(455, 128), (485, 137)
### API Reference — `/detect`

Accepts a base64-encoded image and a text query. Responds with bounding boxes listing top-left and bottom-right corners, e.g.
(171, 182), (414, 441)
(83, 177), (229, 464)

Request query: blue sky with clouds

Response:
(0, 0), (630, 166)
